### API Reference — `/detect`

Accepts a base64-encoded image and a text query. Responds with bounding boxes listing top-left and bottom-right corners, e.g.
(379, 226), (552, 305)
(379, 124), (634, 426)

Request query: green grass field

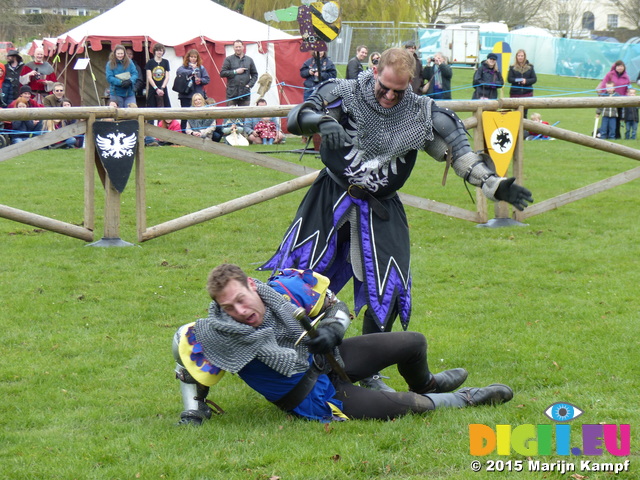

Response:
(1, 71), (639, 479)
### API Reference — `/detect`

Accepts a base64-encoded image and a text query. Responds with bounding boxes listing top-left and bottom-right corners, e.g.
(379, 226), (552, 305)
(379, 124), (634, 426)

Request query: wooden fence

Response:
(1, 96), (639, 244)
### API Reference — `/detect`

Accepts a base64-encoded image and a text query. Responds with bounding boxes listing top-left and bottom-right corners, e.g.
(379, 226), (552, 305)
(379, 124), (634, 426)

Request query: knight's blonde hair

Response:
(378, 48), (415, 81)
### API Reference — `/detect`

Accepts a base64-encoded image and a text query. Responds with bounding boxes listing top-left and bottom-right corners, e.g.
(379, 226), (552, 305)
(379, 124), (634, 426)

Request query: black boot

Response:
(412, 368), (468, 394)
(426, 384), (513, 409)
(360, 373), (396, 392)
(456, 384), (513, 406)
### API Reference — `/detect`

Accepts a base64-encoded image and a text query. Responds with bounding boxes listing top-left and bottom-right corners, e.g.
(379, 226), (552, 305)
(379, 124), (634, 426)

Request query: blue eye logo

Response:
(544, 402), (584, 422)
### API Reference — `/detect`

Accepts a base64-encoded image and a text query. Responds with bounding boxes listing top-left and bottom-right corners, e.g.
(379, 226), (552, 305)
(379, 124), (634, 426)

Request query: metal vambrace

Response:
(451, 151), (503, 201)
(319, 299), (351, 338)
(172, 326), (213, 424)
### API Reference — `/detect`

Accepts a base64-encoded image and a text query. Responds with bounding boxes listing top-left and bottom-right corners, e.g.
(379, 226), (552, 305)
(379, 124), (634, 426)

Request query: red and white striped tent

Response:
(35, 0), (306, 108)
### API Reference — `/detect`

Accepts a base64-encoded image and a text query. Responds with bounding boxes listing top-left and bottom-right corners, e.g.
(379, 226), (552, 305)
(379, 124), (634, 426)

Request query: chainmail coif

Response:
(330, 70), (435, 167)
(194, 281), (311, 377)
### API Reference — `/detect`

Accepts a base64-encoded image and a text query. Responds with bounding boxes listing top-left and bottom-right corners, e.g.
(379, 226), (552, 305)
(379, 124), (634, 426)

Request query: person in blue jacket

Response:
(105, 44), (138, 107)
(300, 51), (337, 100)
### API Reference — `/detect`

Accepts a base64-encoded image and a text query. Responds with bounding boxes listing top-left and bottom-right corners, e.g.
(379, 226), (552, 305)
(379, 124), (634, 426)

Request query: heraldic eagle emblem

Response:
(93, 120), (139, 193)
(96, 132), (137, 159)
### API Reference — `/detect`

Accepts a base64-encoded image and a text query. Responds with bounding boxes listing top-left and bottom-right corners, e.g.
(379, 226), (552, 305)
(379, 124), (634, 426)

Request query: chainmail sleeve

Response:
(450, 151), (503, 200)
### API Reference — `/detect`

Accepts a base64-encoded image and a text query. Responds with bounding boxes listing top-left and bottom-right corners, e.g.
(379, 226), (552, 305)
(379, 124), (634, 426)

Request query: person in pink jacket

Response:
(597, 60), (630, 96)
(597, 60), (630, 139)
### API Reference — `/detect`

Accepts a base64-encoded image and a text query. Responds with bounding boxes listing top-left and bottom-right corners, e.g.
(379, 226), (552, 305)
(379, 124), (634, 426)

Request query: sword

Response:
(293, 307), (350, 382)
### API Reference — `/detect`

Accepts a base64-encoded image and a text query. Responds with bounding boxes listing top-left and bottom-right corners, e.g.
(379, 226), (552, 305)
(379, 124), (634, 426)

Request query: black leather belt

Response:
(326, 169), (393, 220)
(271, 355), (330, 412)
(272, 367), (320, 411)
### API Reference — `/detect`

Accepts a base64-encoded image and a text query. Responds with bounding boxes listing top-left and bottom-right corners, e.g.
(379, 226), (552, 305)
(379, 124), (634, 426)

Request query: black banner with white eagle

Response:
(93, 120), (139, 193)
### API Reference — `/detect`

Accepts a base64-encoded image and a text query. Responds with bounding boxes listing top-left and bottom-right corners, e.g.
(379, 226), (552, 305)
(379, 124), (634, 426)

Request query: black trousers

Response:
(333, 331), (435, 419)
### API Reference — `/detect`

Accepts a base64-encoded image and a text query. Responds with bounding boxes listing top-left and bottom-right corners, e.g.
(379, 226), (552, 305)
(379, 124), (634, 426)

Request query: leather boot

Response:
(426, 383), (513, 409)
(412, 368), (468, 394)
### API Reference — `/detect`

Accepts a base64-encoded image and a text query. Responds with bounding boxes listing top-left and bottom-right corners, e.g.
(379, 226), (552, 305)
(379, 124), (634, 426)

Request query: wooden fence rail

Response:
(1, 97), (639, 244)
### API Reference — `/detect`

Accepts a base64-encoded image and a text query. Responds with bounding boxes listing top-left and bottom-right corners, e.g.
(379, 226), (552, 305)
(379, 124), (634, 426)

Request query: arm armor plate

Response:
(317, 295), (351, 338)
(286, 81), (341, 136)
(429, 105), (503, 200)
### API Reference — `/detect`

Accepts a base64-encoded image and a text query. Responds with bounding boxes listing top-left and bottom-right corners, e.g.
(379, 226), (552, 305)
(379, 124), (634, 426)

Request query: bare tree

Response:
(466, 0), (545, 27)
(539, 0), (586, 38)
(610, 0), (640, 29)
(412, 0), (460, 24)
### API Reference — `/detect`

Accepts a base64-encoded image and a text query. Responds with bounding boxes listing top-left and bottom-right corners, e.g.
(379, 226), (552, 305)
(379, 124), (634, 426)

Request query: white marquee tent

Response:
(36, 0), (307, 108)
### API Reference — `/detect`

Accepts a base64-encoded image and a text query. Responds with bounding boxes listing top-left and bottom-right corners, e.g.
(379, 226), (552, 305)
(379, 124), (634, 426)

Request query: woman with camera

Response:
(176, 49), (211, 131)
(300, 51), (337, 100)
(421, 52), (452, 100)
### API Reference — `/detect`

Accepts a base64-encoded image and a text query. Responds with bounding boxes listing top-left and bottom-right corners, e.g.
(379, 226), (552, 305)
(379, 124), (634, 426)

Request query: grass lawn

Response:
(1, 70), (639, 479)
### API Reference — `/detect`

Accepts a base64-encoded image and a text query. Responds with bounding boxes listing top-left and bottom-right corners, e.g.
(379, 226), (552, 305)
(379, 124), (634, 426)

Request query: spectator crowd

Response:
(3, 41), (639, 149)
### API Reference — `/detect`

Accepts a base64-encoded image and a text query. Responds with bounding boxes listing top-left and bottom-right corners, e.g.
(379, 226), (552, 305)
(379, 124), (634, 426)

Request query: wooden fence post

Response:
(84, 114), (96, 232)
(136, 115), (147, 242)
(513, 106), (526, 223)
(473, 107), (489, 223)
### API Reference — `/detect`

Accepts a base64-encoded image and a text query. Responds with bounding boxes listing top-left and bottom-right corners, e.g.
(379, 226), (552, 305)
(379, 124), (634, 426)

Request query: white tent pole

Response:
(144, 36), (150, 96)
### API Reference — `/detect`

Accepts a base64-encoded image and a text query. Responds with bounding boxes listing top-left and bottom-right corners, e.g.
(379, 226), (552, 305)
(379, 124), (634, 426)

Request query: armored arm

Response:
(306, 292), (351, 355)
(286, 81), (340, 135)
(428, 105), (533, 208)
(287, 82), (348, 149)
(316, 292), (351, 338)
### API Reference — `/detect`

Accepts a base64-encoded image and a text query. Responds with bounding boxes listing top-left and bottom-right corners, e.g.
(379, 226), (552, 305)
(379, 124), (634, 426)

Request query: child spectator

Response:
(43, 113), (78, 149)
(157, 118), (181, 146)
(245, 98), (285, 144)
(11, 97), (43, 144)
(525, 112), (550, 140)
(221, 116), (248, 146)
(62, 98), (83, 148)
(158, 119), (181, 132)
(252, 117), (277, 144)
(623, 88), (638, 140)
(596, 81), (619, 140)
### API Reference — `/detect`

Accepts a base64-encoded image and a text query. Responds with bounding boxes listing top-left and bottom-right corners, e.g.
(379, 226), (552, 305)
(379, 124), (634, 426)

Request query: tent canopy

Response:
(46, 0), (296, 54)
(39, 0), (307, 109)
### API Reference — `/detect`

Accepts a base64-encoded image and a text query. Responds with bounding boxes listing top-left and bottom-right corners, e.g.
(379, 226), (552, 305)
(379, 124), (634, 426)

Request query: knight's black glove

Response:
(318, 118), (348, 150)
(495, 177), (534, 211)
(307, 323), (343, 355)
(120, 79), (132, 89)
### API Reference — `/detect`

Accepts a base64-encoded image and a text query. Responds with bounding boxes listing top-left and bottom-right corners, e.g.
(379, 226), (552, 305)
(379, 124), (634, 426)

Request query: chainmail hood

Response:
(194, 281), (311, 376)
(327, 70), (434, 190)
(332, 70), (433, 156)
